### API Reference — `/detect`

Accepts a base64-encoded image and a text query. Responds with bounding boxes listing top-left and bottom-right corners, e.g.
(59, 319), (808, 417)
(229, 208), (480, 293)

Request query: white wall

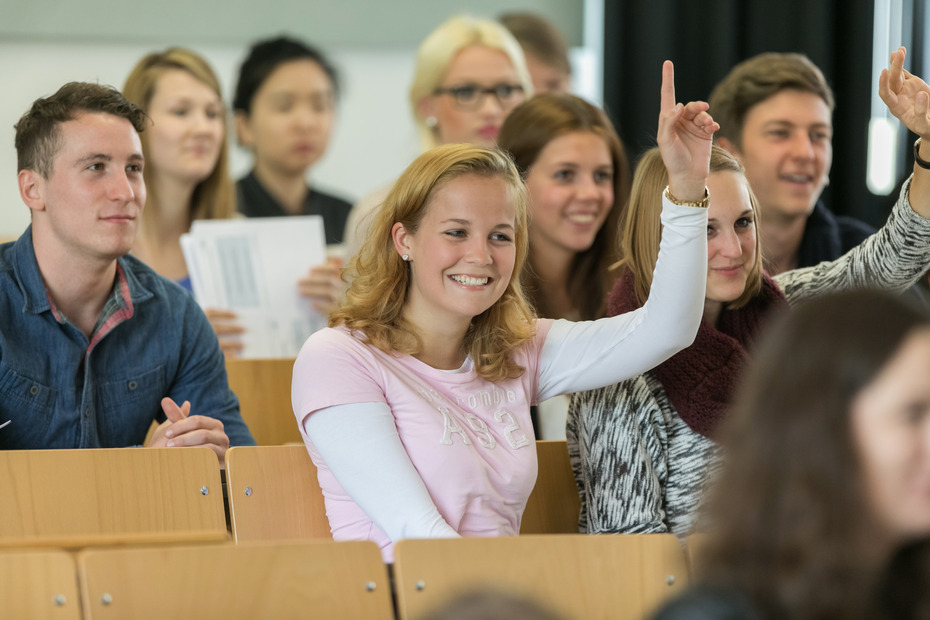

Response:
(0, 0), (594, 237)
(0, 42), (420, 237)
(0, 38), (600, 238)
(0, 0), (584, 49)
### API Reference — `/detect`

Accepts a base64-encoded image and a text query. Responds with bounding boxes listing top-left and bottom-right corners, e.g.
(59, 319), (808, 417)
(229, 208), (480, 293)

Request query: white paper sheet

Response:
(181, 216), (327, 358)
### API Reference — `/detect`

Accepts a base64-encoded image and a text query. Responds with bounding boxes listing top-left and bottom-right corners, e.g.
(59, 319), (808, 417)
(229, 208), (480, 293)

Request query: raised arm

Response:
(773, 174), (930, 303)
(880, 46), (930, 214)
(538, 62), (716, 399)
(658, 60), (719, 202)
(776, 47), (930, 303)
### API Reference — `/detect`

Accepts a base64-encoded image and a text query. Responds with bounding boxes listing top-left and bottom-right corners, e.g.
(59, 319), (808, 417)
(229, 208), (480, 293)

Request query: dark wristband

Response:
(914, 138), (930, 170)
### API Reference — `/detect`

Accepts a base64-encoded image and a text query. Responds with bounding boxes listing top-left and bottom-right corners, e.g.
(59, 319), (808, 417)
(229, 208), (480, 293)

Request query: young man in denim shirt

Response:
(1, 82), (254, 463)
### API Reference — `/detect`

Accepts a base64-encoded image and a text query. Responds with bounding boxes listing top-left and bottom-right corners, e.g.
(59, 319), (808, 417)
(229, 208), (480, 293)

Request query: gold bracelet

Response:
(664, 185), (709, 208)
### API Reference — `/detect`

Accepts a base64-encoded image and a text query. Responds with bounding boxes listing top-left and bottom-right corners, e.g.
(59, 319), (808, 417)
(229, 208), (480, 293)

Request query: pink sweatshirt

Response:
(292, 321), (553, 560)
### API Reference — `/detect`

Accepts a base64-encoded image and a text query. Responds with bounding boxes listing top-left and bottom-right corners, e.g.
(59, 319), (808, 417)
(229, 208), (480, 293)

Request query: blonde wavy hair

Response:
(333, 143), (535, 382)
(123, 48), (236, 229)
(409, 15), (533, 151)
(619, 145), (763, 308)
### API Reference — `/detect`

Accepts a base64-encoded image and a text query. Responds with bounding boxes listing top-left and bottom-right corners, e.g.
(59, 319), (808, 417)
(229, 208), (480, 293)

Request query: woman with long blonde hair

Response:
(292, 63), (717, 561)
(123, 47), (235, 291)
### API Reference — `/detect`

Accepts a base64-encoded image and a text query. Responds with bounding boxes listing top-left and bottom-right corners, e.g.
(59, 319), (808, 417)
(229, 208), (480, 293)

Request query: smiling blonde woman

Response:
(292, 63), (717, 562)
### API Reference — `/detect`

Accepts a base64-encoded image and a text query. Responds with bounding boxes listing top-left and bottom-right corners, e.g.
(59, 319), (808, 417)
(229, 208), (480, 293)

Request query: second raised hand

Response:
(879, 46), (930, 138)
(657, 60), (719, 201)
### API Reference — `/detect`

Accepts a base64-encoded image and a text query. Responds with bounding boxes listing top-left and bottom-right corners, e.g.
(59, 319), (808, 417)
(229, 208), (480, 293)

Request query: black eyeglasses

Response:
(433, 83), (526, 110)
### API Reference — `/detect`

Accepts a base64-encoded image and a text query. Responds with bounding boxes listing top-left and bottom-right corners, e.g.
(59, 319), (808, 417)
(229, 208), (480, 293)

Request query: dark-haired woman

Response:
(234, 35), (349, 315)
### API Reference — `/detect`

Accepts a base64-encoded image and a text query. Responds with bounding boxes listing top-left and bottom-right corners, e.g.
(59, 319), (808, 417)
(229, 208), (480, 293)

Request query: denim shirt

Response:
(0, 228), (255, 449)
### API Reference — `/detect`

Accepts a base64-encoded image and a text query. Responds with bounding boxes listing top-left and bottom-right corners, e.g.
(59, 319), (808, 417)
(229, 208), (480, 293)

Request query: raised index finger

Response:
(889, 46), (906, 91)
(660, 60), (676, 113)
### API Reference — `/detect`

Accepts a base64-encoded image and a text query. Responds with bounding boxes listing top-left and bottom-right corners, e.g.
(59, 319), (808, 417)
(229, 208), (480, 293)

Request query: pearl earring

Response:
(402, 254), (409, 261)
(425, 116), (438, 128)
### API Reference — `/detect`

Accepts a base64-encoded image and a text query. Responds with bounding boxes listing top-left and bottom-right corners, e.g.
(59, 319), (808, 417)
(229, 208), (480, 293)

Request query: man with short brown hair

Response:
(709, 53), (875, 274)
(1, 82), (254, 460)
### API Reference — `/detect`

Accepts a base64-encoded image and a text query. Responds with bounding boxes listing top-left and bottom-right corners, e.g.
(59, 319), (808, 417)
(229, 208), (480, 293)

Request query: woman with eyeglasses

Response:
(343, 15), (533, 258)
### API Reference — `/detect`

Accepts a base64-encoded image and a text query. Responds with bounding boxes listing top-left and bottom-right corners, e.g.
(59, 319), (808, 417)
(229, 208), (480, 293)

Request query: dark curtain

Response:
(602, 0), (906, 228)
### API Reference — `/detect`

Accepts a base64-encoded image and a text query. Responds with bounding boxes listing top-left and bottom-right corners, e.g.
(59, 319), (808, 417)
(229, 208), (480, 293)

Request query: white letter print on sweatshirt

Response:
(417, 386), (529, 450)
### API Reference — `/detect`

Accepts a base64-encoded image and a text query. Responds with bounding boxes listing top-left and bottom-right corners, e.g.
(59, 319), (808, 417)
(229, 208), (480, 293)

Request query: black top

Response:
(797, 200), (876, 268)
(236, 171), (351, 245)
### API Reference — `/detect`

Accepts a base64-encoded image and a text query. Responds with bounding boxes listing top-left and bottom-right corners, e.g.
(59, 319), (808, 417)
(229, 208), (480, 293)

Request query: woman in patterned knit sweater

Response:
(568, 46), (930, 537)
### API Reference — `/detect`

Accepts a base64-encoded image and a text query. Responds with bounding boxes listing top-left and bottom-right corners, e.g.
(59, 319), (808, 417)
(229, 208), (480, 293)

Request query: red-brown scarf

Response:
(607, 268), (789, 438)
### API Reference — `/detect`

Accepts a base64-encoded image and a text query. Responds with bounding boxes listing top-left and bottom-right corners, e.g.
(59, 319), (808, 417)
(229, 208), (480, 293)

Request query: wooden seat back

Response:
(0, 448), (226, 548)
(0, 549), (81, 619)
(78, 540), (393, 619)
(684, 532), (710, 579)
(225, 358), (301, 445)
(393, 534), (689, 620)
(520, 440), (581, 534)
(225, 445), (331, 542)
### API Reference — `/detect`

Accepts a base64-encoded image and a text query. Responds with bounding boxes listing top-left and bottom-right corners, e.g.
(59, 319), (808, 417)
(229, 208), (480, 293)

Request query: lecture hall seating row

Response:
(224, 440), (580, 542)
(0, 439), (580, 547)
(1, 442), (696, 618)
(1, 541), (392, 619)
(3, 534), (705, 619)
(1, 357), (690, 618)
